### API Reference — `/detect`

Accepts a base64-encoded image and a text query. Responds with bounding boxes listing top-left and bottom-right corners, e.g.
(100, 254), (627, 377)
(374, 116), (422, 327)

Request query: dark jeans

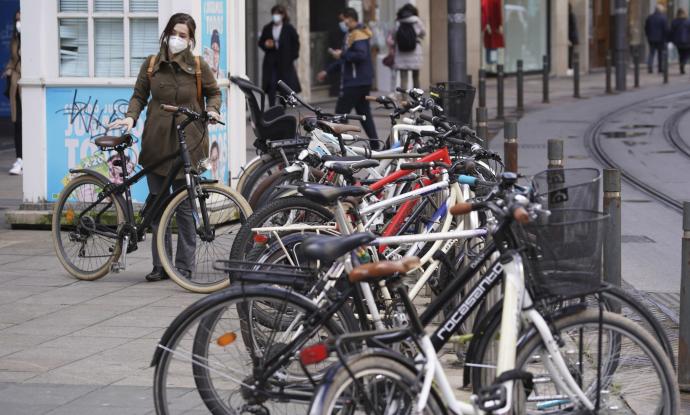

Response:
(647, 41), (666, 72)
(678, 46), (690, 73)
(14, 93), (21, 159)
(147, 174), (195, 272)
(334, 85), (380, 150)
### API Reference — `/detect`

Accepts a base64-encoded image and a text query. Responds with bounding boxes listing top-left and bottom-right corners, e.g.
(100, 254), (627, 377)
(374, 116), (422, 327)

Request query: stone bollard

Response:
(603, 169), (622, 293)
(497, 64), (505, 119)
(517, 59), (524, 112)
(548, 139), (564, 169)
(504, 118), (518, 173)
(542, 55), (549, 103)
(476, 107), (488, 149)
(679, 202), (690, 392)
(573, 52), (581, 98)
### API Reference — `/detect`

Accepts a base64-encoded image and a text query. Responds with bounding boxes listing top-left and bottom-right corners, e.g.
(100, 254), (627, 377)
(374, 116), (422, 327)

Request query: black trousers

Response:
(13, 92), (21, 159)
(647, 41), (666, 72)
(678, 46), (690, 72)
(334, 85), (380, 150)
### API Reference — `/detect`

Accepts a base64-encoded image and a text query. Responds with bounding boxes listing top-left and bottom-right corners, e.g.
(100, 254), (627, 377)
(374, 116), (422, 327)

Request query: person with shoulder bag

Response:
(109, 13), (221, 282)
(393, 3), (425, 89)
(4, 10), (22, 175)
(671, 8), (690, 74)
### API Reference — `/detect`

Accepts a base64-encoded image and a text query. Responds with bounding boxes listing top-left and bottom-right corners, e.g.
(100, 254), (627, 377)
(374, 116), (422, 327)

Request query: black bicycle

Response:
(51, 105), (252, 293)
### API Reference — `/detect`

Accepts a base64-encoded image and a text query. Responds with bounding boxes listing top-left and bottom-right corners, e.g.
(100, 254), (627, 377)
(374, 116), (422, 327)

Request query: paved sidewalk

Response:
(1, 67), (689, 413)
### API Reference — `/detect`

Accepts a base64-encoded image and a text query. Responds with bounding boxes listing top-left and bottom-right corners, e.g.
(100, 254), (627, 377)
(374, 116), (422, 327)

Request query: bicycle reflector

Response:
(216, 332), (237, 347)
(299, 343), (329, 366)
(253, 233), (269, 244)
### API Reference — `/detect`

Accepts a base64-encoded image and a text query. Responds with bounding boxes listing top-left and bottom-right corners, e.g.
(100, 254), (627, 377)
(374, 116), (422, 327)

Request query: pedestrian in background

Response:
(645, 3), (669, 74)
(393, 3), (425, 89)
(259, 5), (301, 107)
(109, 13), (221, 282)
(317, 8), (380, 150)
(3, 10), (21, 176)
(671, 8), (690, 74)
(567, 3), (578, 76)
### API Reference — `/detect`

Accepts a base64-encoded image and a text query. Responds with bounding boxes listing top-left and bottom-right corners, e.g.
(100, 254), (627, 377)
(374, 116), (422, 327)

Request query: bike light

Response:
(299, 343), (329, 365)
(253, 233), (269, 244)
(216, 332), (237, 347)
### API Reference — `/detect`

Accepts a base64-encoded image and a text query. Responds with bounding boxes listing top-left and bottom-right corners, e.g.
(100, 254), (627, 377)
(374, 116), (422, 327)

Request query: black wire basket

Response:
(518, 209), (609, 300)
(531, 168), (601, 211)
(430, 82), (476, 126)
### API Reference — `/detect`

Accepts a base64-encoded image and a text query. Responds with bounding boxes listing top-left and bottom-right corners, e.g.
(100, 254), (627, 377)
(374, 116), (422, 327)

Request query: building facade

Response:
(18, 0), (246, 204)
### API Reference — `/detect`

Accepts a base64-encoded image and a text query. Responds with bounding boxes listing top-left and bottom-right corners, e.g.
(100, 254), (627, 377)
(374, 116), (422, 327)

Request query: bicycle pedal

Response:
(475, 383), (507, 412)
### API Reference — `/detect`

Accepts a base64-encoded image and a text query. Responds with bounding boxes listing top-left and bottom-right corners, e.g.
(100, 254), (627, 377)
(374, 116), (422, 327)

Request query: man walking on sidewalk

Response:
(317, 8), (380, 150)
(645, 3), (669, 74)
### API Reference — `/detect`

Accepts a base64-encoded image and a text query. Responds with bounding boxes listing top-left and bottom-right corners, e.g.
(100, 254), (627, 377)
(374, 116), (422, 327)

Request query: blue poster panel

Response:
(0, 0), (19, 118)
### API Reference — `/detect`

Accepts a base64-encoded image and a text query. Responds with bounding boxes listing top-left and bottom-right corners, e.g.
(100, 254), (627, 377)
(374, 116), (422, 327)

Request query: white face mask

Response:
(272, 14), (282, 24)
(15, 21), (20, 33)
(168, 35), (188, 55)
(339, 21), (348, 33)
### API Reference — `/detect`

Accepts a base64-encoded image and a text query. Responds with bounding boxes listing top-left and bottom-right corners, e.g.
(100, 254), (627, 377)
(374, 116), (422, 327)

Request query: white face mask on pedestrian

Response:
(167, 35), (188, 55)
(339, 21), (348, 33)
(272, 14), (282, 24)
(15, 21), (20, 33)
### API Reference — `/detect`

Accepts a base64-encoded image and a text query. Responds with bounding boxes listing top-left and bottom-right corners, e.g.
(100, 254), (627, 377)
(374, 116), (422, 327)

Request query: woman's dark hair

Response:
(211, 29), (220, 47)
(397, 3), (418, 19)
(13, 9), (19, 40)
(160, 13), (197, 49)
(677, 7), (687, 19)
(210, 141), (219, 153)
(342, 7), (359, 22)
(271, 5), (290, 23)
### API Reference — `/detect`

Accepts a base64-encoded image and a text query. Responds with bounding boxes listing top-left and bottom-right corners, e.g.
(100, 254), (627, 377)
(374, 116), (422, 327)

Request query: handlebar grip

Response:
(419, 114), (433, 123)
(445, 136), (469, 147)
(347, 114), (366, 122)
(396, 87), (407, 94)
(513, 207), (530, 224)
(277, 80), (294, 95)
(419, 130), (438, 137)
(160, 104), (179, 113)
(439, 121), (453, 131)
(449, 202), (474, 216)
(399, 162), (431, 170)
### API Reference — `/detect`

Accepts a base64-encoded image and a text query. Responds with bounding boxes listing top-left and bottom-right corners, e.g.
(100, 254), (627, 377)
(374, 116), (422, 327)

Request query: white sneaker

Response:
(566, 69), (574, 77)
(9, 158), (22, 175)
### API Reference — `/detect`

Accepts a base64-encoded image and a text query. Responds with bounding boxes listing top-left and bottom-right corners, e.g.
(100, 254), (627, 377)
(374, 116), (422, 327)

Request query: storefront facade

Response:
(19, 0), (246, 204)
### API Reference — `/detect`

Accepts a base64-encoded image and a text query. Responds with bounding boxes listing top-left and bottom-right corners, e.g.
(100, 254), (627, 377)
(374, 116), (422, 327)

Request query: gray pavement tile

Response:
(15, 283), (131, 306)
(46, 404), (151, 415)
(0, 402), (55, 415)
(0, 371), (37, 383)
(0, 303), (71, 325)
(62, 385), (152, 408)
(0, 383), (98, 406)
(0, 345), (99, 372)
(0, 320), (84, 337)
(82, 294), (163, 307)
(71, 324), (160, 339)
(2, 274), (77, 287)
(100, 311), (180, 329)
(0, 285), (55, 305)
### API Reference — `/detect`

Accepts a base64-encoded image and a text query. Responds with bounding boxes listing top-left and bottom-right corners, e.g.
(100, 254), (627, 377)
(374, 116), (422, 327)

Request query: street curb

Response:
(4, 209), (52, 228)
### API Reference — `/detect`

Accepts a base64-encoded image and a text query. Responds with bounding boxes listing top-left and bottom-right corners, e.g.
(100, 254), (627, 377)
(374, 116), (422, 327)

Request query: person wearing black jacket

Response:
(645, 4), (669, 74)
(259, 5), (301, 106)
(568, 3), (578, 72)
(671, 8), (690, 74)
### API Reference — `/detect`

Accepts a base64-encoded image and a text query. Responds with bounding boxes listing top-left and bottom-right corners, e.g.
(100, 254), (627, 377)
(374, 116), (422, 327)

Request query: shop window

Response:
(57, 0), (158, 78)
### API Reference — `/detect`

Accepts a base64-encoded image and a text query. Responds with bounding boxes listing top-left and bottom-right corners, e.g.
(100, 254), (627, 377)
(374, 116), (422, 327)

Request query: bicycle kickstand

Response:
(111, 235), (129, 273)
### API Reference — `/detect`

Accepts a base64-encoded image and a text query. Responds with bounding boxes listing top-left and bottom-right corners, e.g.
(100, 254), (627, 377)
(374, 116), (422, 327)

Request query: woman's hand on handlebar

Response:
(108, 117), (134, 132)
(207, 110), (221, 124)
(316, 70), (327, 83)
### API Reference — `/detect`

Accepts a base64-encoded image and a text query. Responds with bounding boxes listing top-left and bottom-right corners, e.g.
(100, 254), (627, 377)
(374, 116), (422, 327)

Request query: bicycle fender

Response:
(68, 168), (112, 185)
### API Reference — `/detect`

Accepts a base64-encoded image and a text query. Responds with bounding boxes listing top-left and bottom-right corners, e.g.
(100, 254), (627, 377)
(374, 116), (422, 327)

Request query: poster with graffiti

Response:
(205, 90), (228, 183)
(45, 87), (148, 202)
(201, 0), (226, 80)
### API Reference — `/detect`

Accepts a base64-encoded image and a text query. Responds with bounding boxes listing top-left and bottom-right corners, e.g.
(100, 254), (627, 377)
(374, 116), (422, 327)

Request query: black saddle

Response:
(298, 183), (369, 204)
(299, 232), (377, 262)
(94, 134), (132, 149)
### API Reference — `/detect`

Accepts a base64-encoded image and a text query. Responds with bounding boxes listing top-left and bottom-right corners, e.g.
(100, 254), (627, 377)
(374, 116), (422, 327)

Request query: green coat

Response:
(125, 47), (221, 177)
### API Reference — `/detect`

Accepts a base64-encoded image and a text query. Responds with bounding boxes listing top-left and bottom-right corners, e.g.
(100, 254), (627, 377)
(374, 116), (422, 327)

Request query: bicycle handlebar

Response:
(159, 104), (226, 125)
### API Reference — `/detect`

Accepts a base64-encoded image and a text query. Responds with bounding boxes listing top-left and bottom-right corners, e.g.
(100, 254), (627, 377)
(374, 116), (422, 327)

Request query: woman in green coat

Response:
(110, 13), (221, 282)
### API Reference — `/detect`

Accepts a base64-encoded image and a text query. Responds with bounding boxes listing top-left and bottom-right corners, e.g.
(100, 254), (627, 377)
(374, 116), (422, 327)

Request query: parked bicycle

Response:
(51, 105), (252, 293)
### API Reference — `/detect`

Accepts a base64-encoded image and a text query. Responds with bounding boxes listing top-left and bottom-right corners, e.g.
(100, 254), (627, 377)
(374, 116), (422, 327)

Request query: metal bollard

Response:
(497, 64), (505, 119)
(542, 55), (549, 103)
(478, 69), (486, 108)
(634, 46), (641, 88)
(605, 51), (613, 94)
(663, 49), (669, 84)
(476, 107), (489, 149)
(517, 59), (524, 112)
(547, 139), (564, 169)
(573, 52), (581, 98)
(466, 74), (473, 86)
(603, 169), (622, 292)
(679, 202), (690, 391)
(504, 118), (518, 173)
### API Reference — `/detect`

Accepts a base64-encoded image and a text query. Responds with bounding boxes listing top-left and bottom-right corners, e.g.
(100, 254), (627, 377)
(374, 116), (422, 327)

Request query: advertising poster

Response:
(0, 0), (19, 118)
(45, 87), (148, 202)
(201, 0), (229, 184)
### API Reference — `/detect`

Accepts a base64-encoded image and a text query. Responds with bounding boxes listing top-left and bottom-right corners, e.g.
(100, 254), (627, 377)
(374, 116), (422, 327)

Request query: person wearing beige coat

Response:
(3, 10), (21, 175)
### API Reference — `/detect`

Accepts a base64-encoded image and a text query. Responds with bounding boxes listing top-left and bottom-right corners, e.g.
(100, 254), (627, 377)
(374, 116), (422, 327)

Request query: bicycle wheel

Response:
(235, 155), (269, 196)
(241, 157), (285, 200)
(153, 285), (346, 415)
(157, 183), (252, 293)
(310, 353), (447, 415)
(515, 309), (679, 414)
(229, 196), (335, 261)
(52, 174), (125, 280)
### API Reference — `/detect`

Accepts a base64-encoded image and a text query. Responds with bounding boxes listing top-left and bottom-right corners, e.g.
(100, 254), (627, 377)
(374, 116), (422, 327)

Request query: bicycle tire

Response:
(152, 285), (346, 414)
(309, 352), (447, 415)
(52, 174), (125, 281)
(515, 309), (679, 414)
(241, 157), (285, 200)
(229, 196), (335, 262)
(236, 155), (270, 196)
(249, 168), (324, 209)
(156, 183), (252, 293)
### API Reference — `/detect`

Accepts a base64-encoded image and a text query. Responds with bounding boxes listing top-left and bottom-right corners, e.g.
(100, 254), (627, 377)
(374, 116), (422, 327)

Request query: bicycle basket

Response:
(531, 168), (601, 211)
(430, 82), (476, 126)
(518, 209), (608, 300)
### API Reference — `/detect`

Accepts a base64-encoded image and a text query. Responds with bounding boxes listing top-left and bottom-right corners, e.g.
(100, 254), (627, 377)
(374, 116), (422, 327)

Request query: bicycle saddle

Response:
(349, 257), (421, 283)
(317, 120), (361, 135)
(298, 183), (370, 204)
(94, 134), (132, 149)
(299, 232), (377, 262)
(324, 159), (380, 176)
